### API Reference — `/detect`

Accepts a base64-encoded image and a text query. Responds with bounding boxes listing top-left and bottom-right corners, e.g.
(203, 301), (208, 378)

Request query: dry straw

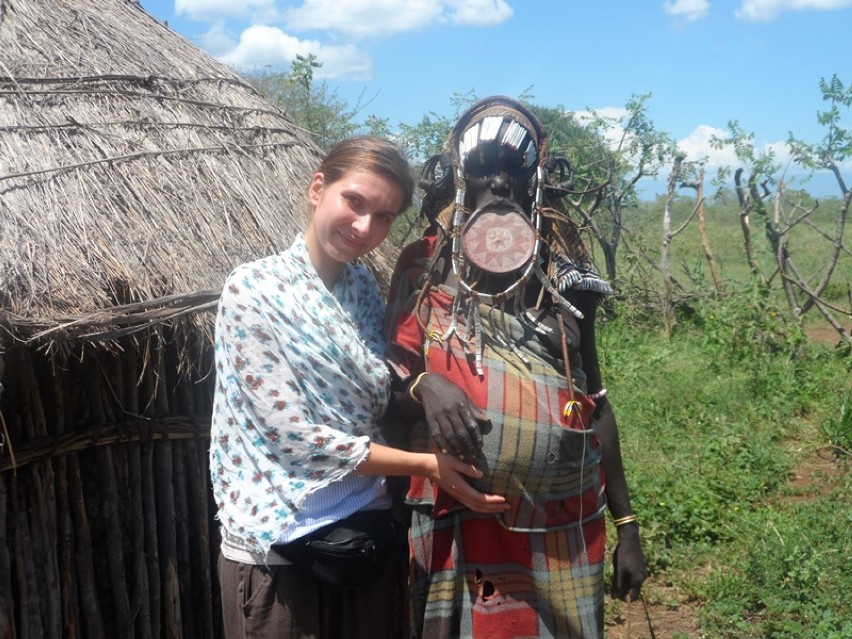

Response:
(0, 0), (400, 354)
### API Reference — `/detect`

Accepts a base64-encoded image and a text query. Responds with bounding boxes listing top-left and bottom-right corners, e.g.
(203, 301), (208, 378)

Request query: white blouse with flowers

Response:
(210, 234), (391, 562)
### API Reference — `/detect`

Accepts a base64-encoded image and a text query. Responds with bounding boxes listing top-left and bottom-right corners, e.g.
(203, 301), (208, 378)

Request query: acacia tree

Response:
(396, 90), (482, 159)
(660, 156), (714, 334)
(712, 81), (851, 343)
(711, 121), (780, 288)
(244, 54), (369, 150)
(397, 111), (454, 160)
(660, 156), (684, 334)
(678, 161), (723, 292)
(554, 94), (679, 285)
(786, 75), (852, 340)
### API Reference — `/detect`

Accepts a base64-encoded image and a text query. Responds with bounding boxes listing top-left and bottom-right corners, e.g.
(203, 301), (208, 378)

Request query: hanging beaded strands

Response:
(442, 98), (545, 373)
(415, 96), (613, 375)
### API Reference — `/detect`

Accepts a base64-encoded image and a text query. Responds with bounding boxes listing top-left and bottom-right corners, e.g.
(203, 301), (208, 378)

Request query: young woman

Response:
(210, 136), (507, 639)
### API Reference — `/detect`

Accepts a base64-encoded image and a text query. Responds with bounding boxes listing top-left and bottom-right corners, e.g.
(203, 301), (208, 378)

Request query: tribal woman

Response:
(385, 97), (647, 639)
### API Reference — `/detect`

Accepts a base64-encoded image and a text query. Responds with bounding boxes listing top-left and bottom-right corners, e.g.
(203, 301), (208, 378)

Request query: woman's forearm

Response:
(594, 400), (636, 519)
(355, 441), (435, 477)
(355, 442), (510, 513)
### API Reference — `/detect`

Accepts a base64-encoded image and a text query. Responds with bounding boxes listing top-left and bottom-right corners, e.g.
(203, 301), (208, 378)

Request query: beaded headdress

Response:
(415, 97), (612, 373)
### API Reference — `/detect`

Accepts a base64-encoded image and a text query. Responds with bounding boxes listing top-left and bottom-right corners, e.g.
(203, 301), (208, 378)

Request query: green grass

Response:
(598, 295), (852, 638)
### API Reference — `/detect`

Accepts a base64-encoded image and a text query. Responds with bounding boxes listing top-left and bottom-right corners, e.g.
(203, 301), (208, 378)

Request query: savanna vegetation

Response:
(600, 286), (850, 638)
(245, 61), (851, 638)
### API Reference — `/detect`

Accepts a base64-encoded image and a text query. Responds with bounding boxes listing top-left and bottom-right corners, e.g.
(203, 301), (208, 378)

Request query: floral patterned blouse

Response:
(210, 234), (391, 559)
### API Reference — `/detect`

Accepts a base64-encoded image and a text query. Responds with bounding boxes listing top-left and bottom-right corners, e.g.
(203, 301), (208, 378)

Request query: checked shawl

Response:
(392, 283), (607, 532)
(387, 247), (609, 638)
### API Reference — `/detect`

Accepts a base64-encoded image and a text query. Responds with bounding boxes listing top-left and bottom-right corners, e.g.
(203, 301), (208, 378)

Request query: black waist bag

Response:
(272, 509), (399, 589)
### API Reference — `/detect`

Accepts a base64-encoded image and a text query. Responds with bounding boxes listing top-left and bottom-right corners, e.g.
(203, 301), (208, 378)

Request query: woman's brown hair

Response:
(316, 136), (414, 214)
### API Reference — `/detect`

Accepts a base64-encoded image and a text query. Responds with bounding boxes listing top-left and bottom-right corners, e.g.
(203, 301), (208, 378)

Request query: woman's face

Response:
(305, 169), (404, 285)
(463, 142), (533, 214)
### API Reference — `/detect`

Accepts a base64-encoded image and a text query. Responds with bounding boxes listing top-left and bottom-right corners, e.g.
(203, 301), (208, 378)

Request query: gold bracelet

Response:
(613, 514), (639, 528)
(408, 372), (428, 404)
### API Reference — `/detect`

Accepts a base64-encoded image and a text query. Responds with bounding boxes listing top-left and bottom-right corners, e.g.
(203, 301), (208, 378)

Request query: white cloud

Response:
(571, 112), (793, 174)
(283, 0), (512, 38)
(219, 25), (372, 79)
(677, 125), (739, 167)
(198, 22), (237, 57)
(447, 0), (513, 26)
(284, 0), (442, 38)
(735, 0), (852, 21)
(676, 124), (793, 168)
(662, 0), (710, 23)
(182, 0), (514, 80)
(176, 0), (275, 19)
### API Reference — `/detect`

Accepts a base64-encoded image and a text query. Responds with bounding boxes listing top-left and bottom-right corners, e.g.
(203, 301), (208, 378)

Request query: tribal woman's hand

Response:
(411, 373), (489, 462)
(611, 524), (648, 602)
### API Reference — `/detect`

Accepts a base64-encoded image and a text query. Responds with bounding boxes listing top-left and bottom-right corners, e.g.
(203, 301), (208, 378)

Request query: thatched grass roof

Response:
(0, 0), (399, 349)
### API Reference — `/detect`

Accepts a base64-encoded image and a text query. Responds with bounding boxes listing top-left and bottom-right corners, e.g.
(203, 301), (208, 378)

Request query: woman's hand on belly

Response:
(415, 374), (489, 462)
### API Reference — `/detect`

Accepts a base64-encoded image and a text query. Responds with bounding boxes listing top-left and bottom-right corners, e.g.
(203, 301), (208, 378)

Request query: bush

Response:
(822, 395), (852, 458)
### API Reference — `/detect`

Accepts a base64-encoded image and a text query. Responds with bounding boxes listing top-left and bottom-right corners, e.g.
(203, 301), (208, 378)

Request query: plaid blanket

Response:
(387, 273), (607, 637)
(409, 509), (605, 639)
(395, 287), (607, 531)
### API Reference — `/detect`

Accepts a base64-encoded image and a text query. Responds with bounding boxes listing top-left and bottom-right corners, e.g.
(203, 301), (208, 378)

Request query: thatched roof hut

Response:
(0, 0), (400, 636)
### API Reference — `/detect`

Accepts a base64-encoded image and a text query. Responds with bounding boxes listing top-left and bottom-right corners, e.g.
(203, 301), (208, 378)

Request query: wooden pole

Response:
(170, 333), (197, 638)
(191, 437), (216, 639)
(155, 439), (182, 639)
(142, 441), (162, 638)
(123, 344), (153, 639)
(20, 351), (62, 638)
(153, 338), (182, 639)
(140, 346), (162, 638)
(13, 470), (44, 638)
(83, 364), (132, 637)
(0, 474), (16, 639)
(67, 455), (106, 639)
(51, 365), (80, 638)
(173, 442), (195, 638)
(28, 463), (62, 638)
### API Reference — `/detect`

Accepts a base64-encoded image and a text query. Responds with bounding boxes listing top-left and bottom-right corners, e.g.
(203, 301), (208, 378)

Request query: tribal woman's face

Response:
(463, 142), (534, 215)
(458, 140), (539, 280)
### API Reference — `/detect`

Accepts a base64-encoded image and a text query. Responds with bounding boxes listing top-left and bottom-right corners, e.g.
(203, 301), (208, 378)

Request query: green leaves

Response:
(791, 74), (852, 169)
(244, 56), (362, 150)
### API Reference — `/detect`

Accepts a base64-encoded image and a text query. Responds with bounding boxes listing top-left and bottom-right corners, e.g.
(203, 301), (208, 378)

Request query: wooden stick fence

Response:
(0, 331), (221, 638)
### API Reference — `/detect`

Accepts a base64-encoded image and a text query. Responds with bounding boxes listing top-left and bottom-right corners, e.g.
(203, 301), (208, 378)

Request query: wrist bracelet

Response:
(613, 514), (638, 528)
(408, 372), (428, 404)
(588, 387), (608, 400)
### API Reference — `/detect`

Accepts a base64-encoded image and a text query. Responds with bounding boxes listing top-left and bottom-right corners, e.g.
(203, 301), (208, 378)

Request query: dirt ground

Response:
(604, 580), (702, 639)
(604, 452), (844, 639)
(804, 322), (849, 346)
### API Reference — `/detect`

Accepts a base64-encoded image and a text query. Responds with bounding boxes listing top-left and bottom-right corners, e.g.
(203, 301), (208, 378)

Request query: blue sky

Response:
(140, 0), (852, 196)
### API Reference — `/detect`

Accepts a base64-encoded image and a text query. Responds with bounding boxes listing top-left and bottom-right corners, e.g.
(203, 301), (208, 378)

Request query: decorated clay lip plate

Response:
(461, 209), (536, 274)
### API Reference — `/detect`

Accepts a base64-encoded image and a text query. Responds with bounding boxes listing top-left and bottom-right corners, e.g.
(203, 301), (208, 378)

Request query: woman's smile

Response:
(305, 169), (403, 286)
